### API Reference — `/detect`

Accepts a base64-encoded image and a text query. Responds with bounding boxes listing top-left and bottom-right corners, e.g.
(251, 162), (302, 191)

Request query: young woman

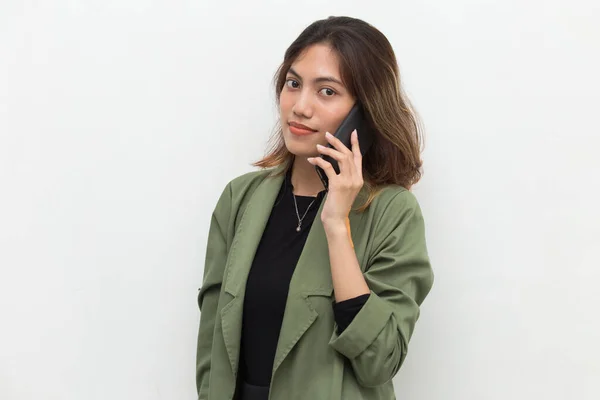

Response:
(196, 16), (434, 400)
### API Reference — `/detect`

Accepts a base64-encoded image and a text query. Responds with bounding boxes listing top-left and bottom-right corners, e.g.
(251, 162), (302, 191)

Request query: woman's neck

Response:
(290, 156), (326, 197)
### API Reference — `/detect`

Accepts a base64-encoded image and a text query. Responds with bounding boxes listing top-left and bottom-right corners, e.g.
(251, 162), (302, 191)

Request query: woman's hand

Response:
(307, 129), (364, 227)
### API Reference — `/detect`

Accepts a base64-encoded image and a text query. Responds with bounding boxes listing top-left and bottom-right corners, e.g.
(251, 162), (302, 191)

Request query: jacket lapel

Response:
(219, 165), (285, 379)
(219, 163), (368, 382)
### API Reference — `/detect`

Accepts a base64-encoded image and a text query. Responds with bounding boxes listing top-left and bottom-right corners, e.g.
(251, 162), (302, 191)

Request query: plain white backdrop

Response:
(1, 1), (599, 399)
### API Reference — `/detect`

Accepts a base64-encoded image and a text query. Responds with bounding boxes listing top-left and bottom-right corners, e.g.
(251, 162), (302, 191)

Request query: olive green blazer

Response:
(196, 164), (434, 400)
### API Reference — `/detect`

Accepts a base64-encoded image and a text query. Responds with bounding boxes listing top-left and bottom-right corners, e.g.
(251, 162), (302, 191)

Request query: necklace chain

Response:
(292, 192), (317, 232)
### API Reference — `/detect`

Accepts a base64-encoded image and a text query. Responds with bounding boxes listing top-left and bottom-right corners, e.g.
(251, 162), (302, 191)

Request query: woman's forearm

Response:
(323, 218), (370, 303)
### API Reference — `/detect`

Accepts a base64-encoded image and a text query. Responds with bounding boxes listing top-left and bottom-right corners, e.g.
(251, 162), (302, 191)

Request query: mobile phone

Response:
(315, 102), (374, 190)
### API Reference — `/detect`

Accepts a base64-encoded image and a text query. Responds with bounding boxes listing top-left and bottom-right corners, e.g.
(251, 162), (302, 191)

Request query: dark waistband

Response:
(239, 380), (270, 400)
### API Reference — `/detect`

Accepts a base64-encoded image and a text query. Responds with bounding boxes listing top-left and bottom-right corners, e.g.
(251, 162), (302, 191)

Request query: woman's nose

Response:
(292, 91), (313, 118)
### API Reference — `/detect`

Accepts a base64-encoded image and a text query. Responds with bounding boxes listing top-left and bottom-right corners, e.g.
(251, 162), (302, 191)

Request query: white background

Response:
(1, 1), (599, 399)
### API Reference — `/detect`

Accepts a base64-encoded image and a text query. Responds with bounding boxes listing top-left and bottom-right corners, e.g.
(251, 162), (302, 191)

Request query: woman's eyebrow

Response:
(288, 67), (344, 86)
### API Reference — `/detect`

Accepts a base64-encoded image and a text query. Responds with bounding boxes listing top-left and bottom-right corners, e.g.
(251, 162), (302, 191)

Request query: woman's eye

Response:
(320, 88), (336, 96)
(286, 79), (299, 89)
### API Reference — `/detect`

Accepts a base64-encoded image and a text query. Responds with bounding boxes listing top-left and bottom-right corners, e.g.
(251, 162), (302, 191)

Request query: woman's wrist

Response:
(322, 217), (354, 248)
(322, 218), (346, 234)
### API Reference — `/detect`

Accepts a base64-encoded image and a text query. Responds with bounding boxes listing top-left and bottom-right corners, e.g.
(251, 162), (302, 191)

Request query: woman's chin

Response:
(291, 150), (319, 160)
(284, 142), (319, 159)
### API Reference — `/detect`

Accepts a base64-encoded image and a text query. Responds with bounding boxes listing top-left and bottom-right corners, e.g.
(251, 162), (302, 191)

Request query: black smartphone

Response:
(315, 102), (374, 190)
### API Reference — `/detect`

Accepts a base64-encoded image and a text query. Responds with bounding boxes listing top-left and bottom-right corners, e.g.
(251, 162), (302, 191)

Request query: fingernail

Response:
(326, 132), (333, 138)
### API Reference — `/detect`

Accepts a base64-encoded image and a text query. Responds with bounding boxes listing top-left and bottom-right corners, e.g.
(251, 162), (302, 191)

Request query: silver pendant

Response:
(296, 224), (301, 232)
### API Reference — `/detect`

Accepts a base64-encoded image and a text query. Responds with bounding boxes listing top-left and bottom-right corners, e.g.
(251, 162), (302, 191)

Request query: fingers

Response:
(350, 129), (361, 159)
(307, 156), (336, 181)
(316, 144), (345, 161)
(316, 143), (352, 176)
(308, 130), (363, 180)
(325, 131), (353, 155)
(350, 130), (363, 180)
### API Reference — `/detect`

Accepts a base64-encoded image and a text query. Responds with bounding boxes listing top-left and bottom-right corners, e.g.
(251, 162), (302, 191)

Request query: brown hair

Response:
(252, 16), (424, 212)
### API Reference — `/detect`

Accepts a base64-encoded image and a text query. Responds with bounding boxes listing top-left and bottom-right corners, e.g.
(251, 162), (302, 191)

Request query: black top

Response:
(238, 166), (370, 387)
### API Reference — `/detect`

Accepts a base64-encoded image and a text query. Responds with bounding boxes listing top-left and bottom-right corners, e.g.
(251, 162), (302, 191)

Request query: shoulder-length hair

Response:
(253, 16), (425, 212)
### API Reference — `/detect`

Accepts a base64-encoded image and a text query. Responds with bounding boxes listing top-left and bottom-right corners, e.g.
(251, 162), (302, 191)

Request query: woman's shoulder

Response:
(364, 185), (427, 257)
(212, 167), (277, 212)
(224, 167), (274, 195)
(368, 184), (422, 218)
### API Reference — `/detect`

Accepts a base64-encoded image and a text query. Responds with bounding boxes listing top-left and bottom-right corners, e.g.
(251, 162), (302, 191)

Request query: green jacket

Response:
(196, 164), (434, 400)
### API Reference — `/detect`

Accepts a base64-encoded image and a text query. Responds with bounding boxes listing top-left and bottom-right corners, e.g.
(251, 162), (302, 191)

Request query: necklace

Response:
(292, 191), (317, 232)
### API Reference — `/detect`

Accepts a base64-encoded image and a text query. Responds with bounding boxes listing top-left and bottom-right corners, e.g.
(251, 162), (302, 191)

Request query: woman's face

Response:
(279, 43), (356, 158)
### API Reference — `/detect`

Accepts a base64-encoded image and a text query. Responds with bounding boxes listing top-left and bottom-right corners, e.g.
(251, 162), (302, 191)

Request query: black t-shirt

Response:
(238, 167), (370, 387)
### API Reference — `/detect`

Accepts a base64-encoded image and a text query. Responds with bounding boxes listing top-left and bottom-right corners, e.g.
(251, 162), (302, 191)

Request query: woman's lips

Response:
(288, 124), (318, 136)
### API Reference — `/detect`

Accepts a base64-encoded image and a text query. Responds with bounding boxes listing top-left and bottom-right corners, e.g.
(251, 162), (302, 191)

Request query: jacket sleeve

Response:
(328, 189), (434, 387)
(196, 182), (233, 399)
